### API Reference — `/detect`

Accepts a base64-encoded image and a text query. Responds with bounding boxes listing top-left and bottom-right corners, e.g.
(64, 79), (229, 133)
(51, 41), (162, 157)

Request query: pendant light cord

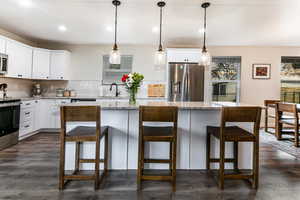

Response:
(203, 6), (207, 52)
(159, 6), (163, 51)
(114, 3), (118, 50)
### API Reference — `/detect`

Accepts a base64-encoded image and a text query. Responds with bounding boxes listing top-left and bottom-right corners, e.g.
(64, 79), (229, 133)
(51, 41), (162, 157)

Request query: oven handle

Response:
(0, 102), (21, 108)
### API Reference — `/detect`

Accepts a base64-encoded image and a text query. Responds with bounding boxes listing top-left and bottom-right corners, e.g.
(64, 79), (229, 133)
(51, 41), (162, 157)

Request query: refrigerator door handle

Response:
(174, 81), (181, 94)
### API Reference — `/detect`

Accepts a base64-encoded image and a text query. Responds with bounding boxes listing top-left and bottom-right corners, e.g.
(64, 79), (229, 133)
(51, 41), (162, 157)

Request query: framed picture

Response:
(252, 64), (271, 79)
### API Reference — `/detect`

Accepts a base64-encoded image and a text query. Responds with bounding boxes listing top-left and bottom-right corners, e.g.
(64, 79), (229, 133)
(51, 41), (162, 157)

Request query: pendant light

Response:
(154, 1), (166, 66)
(199, 2), (211, 67)
(109, 0), (121, 64)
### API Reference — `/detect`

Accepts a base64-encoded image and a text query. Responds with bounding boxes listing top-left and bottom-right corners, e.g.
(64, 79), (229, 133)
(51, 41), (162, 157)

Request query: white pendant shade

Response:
(109, 49), (121, 64)
(198, 50), (211, 67)
(154, 50), (166, 66)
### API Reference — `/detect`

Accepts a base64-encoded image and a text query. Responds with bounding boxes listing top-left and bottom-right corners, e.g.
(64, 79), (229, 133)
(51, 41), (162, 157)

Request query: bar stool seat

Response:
(207, 126), (256, 142)
(66, 126), (109, 141)
(143, 126), (173, 141)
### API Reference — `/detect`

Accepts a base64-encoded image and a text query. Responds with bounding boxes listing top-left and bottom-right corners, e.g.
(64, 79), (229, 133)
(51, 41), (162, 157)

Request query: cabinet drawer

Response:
(19, 121), (33, 136)
(20, 108), (33, 123)
(21, 101), (34, 109)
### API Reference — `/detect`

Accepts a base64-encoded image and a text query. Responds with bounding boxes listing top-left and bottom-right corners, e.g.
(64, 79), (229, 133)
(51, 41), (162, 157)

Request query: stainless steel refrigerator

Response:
(168, 63), (205, 102)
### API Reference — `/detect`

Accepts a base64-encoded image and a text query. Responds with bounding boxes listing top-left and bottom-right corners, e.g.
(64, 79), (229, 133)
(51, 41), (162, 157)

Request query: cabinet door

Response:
(32, 49), (50, 79)
(0, 37), (6, 54)
(6, 40), (33, 79)
(53, 99), (71, 128)
(50, 51), (70, 80)
(33, 100), (40, 131)
(167, 49), (201, 63)
(38, 100), (55, 129)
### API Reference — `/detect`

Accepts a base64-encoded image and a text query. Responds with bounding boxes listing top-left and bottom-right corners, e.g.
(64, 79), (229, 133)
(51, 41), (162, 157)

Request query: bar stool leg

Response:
(172, 139), (177, 190)
(137, 139), (143, 189)
(219, 140), (225, 190)
(94, 138), (100, 190)
(75, 142), (81, 173)
(252, 140), (259, 189)
(295, 125), (299, 147)
(104, 131), (109, 175)
(206, 132), (211, 170)
(169, 142), (173, 171)
(233, 141), (238, 171)
(59, 137), (66, 190)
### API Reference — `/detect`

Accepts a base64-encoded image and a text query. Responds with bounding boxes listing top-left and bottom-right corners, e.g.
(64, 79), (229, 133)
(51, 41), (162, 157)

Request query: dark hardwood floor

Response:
(1, 133), (300, 200)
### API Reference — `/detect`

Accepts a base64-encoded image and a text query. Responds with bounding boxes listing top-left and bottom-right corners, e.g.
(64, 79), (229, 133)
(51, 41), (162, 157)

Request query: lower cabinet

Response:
(19, 99), (71, 140)
(19, 100), (37, 140)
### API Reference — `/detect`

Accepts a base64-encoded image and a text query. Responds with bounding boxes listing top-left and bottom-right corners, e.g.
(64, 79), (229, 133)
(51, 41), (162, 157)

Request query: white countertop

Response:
(61, 101), (263, 110)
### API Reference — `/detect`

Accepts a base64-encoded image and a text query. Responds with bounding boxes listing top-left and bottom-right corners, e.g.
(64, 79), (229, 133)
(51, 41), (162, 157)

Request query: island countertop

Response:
(61, 101), (263, 110)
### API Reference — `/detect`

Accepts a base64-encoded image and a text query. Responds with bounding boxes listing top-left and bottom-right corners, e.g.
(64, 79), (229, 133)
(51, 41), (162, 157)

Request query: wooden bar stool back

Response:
(206, 106), (261, 190)
(137, 106), (178, 190)
(59, 106), (109, 190)
(264, 100), (281, 134)
(275, 103), (299, 147)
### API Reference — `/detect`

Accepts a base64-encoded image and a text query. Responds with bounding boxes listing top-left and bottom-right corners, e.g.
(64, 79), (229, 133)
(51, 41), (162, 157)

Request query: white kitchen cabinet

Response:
(0, 36), (6, 54)
(19, 100), (36, 140)
(32, 48), (50, 79)
(38, 99), (55, 129)
(167, 48), (202, 63)
(6, 40), (33, 79)
(52, 99), (71, 128)
(50, 50), (70, 80)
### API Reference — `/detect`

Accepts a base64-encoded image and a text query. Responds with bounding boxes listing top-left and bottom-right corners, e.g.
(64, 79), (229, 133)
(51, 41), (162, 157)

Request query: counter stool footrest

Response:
(209, 158), (235, 163)
(141, 175), (173, 181)
(144, 159), (171, 164)
(64, 175), (95, 180)
(224, 174), (253, 179)
(79, 159), (105, 163)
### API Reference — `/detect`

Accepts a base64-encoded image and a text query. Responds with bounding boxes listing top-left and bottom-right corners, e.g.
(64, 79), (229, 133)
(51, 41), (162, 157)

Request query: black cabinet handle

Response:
(25, 112), (30, 115)
(24, 125), (30, 128)
(25, 103), (31, 106)
(18, 74), (22, 77)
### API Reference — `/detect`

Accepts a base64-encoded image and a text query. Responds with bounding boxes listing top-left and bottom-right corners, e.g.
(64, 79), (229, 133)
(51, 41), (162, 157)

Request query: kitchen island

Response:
(63, 101), (261, 171)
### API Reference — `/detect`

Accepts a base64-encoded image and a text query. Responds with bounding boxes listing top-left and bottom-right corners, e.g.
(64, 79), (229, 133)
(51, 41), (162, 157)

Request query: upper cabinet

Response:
(50, 50), (70, 80)
(0, 36), (6, 54)
(6, 40), (33, 79)
(1, 34), (70, 80)
(32, 48), (50, 79)
(167, 48), (202, 63)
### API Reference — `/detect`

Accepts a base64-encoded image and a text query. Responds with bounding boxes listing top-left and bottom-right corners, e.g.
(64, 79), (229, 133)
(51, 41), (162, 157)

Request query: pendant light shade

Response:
(154, 1), (166, 67)
(109, 0), (121, 64)
(199, 2), (211, 67)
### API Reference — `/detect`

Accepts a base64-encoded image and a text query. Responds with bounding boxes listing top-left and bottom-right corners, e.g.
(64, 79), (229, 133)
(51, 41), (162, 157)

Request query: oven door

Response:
(0, 105), (20, 137)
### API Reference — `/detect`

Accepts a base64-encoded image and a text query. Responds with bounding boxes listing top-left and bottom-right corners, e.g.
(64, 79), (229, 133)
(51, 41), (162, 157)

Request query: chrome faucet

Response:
(110, 82), (120, 97)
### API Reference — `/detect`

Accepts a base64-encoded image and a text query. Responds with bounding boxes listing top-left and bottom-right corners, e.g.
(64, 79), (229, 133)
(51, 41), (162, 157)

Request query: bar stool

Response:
(137, 106), (178, 190)
(59, 106), (109, 190)
(206, 106), (261, 189)
(275, 102), (299, 147)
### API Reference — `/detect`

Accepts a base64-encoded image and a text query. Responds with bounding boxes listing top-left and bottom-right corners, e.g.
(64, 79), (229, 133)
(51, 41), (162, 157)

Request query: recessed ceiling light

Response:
(19, 0), (33, 8)
(152, 26), (159, 34)
(106, 26), (113, 32)
(58, 25), (67, 32)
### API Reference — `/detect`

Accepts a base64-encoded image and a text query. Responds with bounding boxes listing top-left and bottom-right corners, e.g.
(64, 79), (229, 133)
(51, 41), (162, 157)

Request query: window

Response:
(102, 55), (133, 84)
(211, 56), (241, 102)
(281, 57), (300, 103)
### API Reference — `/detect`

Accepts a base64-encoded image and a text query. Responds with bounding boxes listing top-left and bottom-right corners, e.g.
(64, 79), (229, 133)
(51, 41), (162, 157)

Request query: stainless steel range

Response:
(0, 99), (20, 150)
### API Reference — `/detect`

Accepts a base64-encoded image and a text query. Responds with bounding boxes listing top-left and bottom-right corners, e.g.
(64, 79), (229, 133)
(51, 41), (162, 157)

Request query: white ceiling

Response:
(1, 0), (300, 46)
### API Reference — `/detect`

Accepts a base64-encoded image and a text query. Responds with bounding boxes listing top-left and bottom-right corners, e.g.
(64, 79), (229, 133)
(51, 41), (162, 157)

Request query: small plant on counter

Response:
(121, 72), (144, 104)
